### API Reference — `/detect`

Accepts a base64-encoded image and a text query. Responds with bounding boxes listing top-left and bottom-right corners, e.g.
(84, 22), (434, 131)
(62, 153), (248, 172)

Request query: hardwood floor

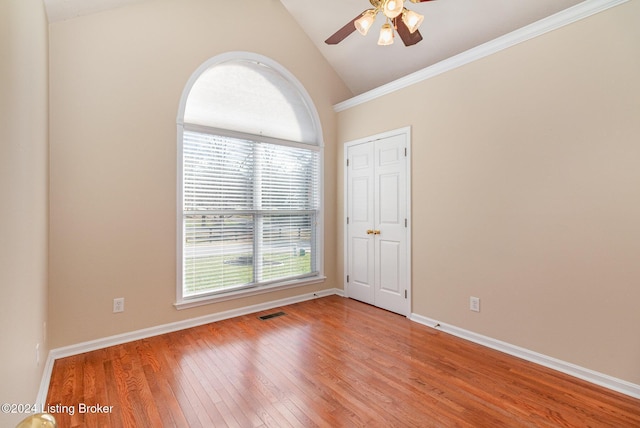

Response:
(46, 296), (640, 427)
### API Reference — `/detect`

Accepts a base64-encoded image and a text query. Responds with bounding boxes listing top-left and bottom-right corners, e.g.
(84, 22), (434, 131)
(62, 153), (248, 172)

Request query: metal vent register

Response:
(258, 311), (286, 320)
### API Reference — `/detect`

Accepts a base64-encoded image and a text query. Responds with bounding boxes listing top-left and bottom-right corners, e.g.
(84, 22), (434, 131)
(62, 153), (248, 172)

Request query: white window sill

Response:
(174, 275), (327, 310)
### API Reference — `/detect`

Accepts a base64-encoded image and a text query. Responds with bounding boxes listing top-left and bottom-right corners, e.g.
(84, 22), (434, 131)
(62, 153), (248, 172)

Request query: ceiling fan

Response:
(325, 0), (436, 47)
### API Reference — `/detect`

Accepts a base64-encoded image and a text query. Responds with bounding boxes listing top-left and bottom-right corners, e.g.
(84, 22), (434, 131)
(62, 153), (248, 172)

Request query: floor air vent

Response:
(258, 311), (286, 320)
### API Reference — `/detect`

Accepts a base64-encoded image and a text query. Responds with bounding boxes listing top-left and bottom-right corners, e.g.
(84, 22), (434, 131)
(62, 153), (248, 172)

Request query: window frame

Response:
(175, 52), (325, 309)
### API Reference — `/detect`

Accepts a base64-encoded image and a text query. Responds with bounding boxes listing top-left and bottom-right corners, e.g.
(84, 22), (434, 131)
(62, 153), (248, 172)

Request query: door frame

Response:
(343, 126), (412, 316)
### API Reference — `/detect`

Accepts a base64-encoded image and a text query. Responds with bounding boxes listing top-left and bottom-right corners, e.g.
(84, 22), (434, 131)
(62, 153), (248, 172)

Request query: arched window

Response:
(176, 52), (324, 307)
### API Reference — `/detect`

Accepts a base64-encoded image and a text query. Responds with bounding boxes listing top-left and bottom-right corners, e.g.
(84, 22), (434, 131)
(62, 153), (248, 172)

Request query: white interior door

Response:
(346, 142), (375, 305)
(373, 134), (408, 315)
(346, 130), (410, 316)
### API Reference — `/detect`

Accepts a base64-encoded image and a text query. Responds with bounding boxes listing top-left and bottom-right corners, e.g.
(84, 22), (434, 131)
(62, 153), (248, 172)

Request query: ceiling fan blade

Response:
(395, 17), (423, 46)
(325, 13), (363, 45)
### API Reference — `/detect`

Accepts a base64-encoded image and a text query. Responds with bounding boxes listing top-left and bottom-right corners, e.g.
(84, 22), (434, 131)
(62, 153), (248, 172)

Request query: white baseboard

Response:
(35, 351), (56, 407)
(37, 289), (638, 407)
(36, 288), (344, 406)
(409, 313), (640, 400)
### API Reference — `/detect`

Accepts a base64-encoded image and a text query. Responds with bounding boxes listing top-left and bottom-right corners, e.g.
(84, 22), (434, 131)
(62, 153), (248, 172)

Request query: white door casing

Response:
(345, 128), (411, 316)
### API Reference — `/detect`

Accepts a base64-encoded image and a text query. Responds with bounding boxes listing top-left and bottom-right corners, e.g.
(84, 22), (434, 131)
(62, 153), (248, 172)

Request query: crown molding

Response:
(333, 0), (629, 112)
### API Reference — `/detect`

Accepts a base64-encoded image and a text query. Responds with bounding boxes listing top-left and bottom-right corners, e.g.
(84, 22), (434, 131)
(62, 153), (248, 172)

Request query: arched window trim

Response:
(175, 52), (325, 309)
(176, 51), (324, 147)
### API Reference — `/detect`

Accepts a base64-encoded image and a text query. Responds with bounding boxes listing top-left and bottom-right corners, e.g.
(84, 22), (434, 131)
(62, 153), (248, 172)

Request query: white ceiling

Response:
(43, 0), (147, 22)
(280, 0), (585, 95)
(43, 0), (585, 96)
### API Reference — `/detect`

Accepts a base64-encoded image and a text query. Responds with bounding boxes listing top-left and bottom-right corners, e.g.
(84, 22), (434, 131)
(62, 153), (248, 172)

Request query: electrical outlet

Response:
(113, 297), (125, 313)
(470, 296), (480, 312)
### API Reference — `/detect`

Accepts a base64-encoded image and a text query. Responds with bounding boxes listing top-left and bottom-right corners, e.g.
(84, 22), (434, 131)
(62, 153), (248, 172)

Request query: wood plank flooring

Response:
(46, 296), (640, 427)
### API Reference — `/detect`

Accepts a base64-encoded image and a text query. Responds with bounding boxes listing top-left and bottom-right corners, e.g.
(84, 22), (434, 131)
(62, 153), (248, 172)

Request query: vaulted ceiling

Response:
(43, 0), (585, 96)
(280, 0), (585, 95)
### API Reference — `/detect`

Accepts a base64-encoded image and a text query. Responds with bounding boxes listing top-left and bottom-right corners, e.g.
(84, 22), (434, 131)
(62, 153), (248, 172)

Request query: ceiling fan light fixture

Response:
(354, 9), (376, 36)
(377, 22), (394, 45)
(402, 9), (424, 33)
(383, 0), (404, 19)
(324, 0), (427, 47)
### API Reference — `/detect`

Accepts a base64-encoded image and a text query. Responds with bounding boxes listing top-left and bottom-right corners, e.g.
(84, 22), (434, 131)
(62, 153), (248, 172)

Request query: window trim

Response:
(175, 52), (325, 309)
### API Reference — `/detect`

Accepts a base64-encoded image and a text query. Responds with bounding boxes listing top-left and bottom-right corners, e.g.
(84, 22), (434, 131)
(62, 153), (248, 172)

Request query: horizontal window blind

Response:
(183, 130), (320, 298)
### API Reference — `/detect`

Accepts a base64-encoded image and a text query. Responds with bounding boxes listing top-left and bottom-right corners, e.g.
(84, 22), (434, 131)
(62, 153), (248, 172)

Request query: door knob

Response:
(366, 229), (374, 235)
(373, 230), (381, 235)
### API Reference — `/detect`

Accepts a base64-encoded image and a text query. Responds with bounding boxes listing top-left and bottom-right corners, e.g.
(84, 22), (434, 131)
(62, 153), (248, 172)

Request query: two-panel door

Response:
(346, 132), (409, 316)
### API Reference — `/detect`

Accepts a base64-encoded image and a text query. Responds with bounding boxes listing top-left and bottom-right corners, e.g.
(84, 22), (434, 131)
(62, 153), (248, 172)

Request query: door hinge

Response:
(404, 147), (407, 157)
(405, 290), (407, 298)
(347, 275), (350, 283)
(347, 217), (350, 225)
(346, 158), (350, 167)
(405, 218), (407, 228)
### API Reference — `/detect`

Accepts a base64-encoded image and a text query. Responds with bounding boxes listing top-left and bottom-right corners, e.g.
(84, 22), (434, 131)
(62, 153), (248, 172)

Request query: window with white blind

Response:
(176, 53), (324, 306)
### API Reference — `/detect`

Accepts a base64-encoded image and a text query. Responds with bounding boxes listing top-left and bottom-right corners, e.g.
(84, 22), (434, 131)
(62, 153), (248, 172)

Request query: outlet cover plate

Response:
(470, 296), (480, 312)
(113, 297), (125, 313)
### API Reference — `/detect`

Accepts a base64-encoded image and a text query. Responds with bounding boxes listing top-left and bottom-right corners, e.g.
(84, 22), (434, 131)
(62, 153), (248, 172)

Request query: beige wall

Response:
(48, 0), (351, 348)
(20, 0), (639, 401)
(337, 0), (640, 385)
(0, 0), (49, 425)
